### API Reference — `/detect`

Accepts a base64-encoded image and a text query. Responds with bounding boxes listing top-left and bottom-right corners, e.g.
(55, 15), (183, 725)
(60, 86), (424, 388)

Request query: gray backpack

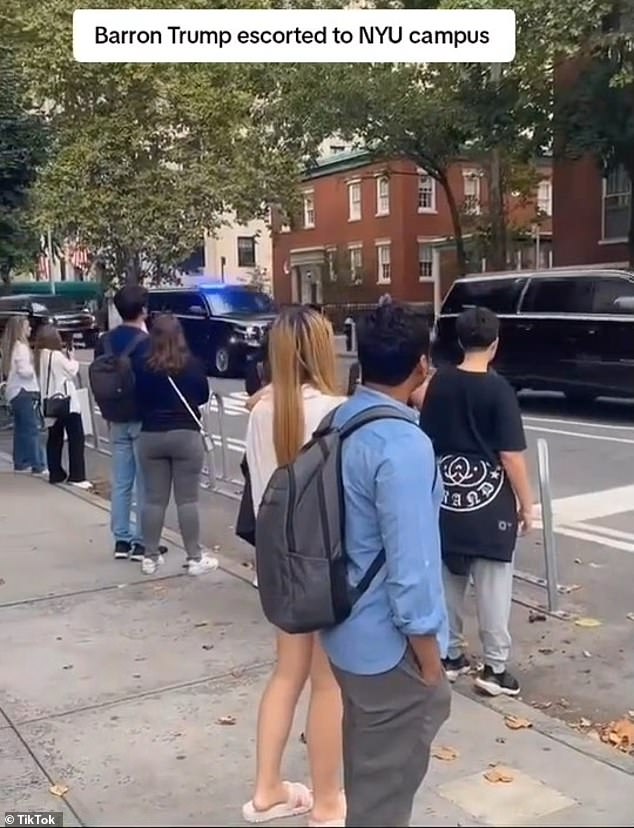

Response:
(255, 404), (419, 634)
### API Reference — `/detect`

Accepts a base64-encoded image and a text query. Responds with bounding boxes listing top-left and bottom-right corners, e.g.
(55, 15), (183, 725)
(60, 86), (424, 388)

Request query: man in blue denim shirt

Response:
(321, 301), (450, 827)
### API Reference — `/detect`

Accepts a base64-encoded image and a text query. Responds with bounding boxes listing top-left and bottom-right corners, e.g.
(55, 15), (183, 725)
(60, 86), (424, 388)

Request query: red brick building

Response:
(272, 150), (552, 311)
(553, 60), (631, 268)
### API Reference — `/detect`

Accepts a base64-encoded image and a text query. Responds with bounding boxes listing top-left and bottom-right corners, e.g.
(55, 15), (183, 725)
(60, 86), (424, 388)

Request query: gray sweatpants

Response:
(332, 650), (451, 827)
(442, 559), (514, 673)
(137, 430), (203, 562)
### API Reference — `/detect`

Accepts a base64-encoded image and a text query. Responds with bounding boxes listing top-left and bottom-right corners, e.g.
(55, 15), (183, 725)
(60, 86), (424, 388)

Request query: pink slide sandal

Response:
(242, 781), (313, 824)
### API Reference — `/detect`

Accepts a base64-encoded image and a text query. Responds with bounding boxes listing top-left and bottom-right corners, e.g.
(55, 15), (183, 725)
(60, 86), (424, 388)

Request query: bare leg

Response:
(306, 637), (345, 824)
(251, 631), (313, 811)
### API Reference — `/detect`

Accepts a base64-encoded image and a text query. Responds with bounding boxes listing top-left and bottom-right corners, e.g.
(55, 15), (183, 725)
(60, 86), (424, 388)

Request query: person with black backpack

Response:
(91, 285), (150, 561)
(257, 302), (450, 827)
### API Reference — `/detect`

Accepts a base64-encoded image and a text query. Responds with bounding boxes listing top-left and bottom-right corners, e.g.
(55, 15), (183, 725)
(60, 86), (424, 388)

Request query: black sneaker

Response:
(475, 665), (521, 697)
(442, 654), (471, 682)
(114, 541), (131, 560)
(130, 543), (145, 562)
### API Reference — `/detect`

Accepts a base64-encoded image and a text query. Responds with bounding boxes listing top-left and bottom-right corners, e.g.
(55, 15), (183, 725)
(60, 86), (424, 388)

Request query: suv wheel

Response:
(214, 345), (231, 377)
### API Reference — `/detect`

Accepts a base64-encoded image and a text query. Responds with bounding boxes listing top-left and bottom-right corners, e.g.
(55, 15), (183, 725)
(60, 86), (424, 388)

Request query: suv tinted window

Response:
(521, 277), (594, 314)
(148, 292), (199, 315)
(592, 277), (634, 314)
(442, 277), (526, 314)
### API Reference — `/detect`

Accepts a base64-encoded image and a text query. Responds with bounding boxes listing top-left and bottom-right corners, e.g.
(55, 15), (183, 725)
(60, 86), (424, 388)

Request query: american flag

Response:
(68, 243), (90, 269)
(37, 253), (51, 280)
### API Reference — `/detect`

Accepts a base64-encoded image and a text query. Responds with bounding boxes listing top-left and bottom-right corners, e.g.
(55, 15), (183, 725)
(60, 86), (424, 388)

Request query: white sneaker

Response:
(71, 480), (93, 490)
(187, 555), (219, 576)
(141, 555), (164, 575)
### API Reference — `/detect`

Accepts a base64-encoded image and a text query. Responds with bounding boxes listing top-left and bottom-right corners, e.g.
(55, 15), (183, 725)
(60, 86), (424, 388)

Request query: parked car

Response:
(0, 293), (100, 349)
(432, 268), (634, 402)
(147, 284), (276, 377)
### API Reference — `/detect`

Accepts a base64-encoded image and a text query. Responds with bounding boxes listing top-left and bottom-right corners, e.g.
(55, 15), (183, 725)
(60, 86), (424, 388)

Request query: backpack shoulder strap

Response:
(121, 331), (146, 359)
(340, 405), (417, 440)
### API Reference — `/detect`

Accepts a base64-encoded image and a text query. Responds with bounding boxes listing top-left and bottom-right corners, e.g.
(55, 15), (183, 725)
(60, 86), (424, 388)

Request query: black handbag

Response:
(43, 352), (71, 419)
(235, 454), (256, 547)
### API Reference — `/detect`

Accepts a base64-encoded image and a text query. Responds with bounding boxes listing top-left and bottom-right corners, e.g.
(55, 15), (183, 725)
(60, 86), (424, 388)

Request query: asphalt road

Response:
(4, 348), (632, 730)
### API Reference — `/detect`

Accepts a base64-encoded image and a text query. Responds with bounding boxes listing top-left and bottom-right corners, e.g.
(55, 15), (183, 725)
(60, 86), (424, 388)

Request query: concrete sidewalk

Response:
(0, 473), (632, 827)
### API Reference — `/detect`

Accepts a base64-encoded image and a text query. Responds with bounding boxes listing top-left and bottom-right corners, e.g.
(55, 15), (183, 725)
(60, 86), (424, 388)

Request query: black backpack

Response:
(89, 332), (146, 423)
(255, 404), (421, 634)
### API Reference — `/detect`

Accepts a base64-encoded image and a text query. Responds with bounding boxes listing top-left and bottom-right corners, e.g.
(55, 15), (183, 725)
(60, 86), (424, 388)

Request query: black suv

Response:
(147, 284), (276, 377)
(433, 268), (634, 402)
(0, 293), (100, 348)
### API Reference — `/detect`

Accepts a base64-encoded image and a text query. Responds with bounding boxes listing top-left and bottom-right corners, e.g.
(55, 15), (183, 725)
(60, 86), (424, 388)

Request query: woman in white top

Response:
(0, 316), (46, 473)
(35, 325), (91, 488)
(243, 306), (347, 827)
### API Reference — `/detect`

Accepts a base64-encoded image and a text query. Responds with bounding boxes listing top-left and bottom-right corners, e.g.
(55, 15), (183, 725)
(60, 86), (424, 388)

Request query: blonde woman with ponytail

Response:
(243, 306), (347, 827)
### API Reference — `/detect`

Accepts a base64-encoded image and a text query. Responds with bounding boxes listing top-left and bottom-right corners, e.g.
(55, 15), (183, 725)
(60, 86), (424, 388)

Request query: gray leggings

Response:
(137, 430), (203, 561)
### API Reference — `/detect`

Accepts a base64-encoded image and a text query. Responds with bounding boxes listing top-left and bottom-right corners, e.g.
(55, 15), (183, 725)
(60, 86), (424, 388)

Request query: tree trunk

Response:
(438, 172), (468, 277)
(488, 151), (507, 272)
(125, 252), (141, 285)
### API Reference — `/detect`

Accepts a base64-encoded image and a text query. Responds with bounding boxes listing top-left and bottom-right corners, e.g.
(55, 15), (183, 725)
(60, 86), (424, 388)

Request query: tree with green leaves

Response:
(556, 3), (634, 264)
(0, 51), (48, 285)
(2, 0), (323, 285)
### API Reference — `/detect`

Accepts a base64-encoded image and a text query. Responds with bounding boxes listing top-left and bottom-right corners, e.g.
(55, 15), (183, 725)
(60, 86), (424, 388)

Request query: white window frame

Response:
(601, 165), (631, 243)
(376, 175), (390, 216)
(417, 169), (436, 213)
(537, 179), (552, 217)
(348, 180), (362, 221)
(463, 169), (481, 215)
(302, 190), (315, 229)
(326, 247), (336, 282)
(347, 243), (363, 282)
(375, 240), (391, 284)
(417, 242), (434, 281)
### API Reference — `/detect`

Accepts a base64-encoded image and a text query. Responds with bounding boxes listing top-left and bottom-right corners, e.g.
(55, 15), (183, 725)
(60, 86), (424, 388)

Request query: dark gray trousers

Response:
(332, 649), (451, 827)
(137, 430), (203, 561)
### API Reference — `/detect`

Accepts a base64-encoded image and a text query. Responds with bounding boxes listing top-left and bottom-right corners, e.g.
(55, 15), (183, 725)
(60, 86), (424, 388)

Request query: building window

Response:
(376, 242), (391, 284)
(348, 245), (363, 282)
(237, 236), (256, 268)
(537, 179), (552, 216)
(418, 243), (433, 280)
(603, 165), (631, 240)
(376, 176), (390, 215)
(348, 180), (362, 221)
(463, 170), (481, 214)
(417, 170), (436, 212)
(303, 191), (315, 228)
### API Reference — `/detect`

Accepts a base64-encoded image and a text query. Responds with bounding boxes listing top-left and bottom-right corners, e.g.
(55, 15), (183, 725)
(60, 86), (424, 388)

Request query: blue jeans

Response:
(110, 421), (144, 545)
(10, 390), (46, 472)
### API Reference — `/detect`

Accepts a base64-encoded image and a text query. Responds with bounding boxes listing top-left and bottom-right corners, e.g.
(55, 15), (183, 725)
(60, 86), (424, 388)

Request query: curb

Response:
(7, 456), (634, 779)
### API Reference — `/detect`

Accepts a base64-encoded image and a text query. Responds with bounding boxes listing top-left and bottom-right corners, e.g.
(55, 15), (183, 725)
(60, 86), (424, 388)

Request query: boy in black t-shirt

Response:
(420, 307), (534, 697)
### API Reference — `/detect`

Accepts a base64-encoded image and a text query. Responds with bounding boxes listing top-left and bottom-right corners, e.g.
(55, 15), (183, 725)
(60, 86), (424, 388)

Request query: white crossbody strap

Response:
(167, 376), (204, 432)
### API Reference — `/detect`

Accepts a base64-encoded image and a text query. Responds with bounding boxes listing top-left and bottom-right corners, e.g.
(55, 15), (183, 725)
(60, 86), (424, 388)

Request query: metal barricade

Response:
(513, 437), (570, 618)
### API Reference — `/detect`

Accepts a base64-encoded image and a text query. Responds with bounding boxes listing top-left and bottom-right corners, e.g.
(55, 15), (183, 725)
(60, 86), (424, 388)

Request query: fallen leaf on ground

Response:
(600, 718), (634, 751)
(573, 557), (582, 564)
(577, 718), (592, 728)
(241, 561), (254, 569)
(193, 621), (208, 628)
(504, 715), (532, 730)
(558, 698), (570, 708)
(216, 715), (236, 726)
(626, 613), (634, 622)
(529, 610), (547, 623)
(495, 737), (506, 744)
(432, 745), (459, 761)
(484, 767), (514, 783)
(582, 650), (592, 658)
(575, 617), (602, 628)
(153, 585), (167, 593)
(531, 701), (552, 710)
(201, 644), (214, 651)
(559, 584), (582, 594)
(49, 783), (69, 797)
(628, 711), (634, 720)
(588, 562), (603, 568)
(62, 664), (73, 670)
(538, 647), (555, 655)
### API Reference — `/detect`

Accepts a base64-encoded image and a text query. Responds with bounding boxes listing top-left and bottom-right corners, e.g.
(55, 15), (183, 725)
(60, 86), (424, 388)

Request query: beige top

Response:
(246, 385), (346, 515)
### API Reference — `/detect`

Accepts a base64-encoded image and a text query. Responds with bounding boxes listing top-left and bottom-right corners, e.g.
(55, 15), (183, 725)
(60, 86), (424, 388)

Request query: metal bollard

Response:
(537, 438), (559, 613)
(343, 317), (354, 352)
(212, 391), (230, 483)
